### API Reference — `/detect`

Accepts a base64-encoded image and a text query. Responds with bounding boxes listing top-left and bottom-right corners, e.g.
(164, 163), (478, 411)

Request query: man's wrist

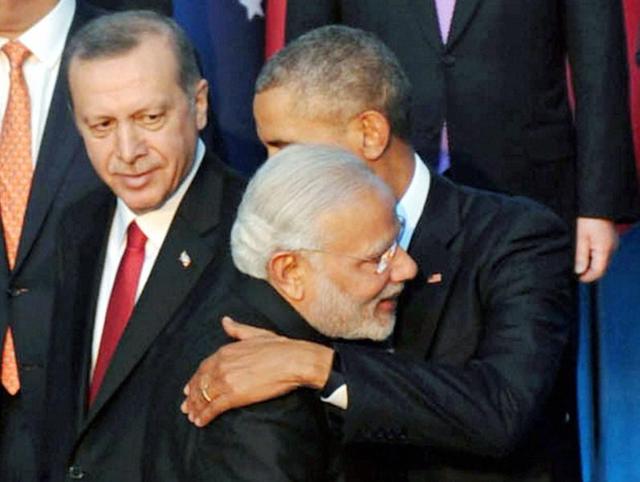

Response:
(294, 340), (334, 390)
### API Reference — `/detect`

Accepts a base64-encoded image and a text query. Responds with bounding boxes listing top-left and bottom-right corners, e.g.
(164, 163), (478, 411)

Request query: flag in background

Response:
(265, 0), (287, 59)
(173, 0), (286, 175)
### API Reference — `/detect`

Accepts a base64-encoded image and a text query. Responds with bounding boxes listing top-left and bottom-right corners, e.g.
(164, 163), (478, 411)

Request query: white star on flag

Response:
(238, 0), (264, 20)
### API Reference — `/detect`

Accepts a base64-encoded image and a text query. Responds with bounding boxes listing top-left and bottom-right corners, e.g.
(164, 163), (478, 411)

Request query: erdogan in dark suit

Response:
(182, 26), (576, 482)
(41, 11), (244, 482)
(285, 0), (638, 283)
(0, 2), (106, 480)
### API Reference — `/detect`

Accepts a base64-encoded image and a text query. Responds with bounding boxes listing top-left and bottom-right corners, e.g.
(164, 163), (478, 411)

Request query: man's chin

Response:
(340, 315), (396, 342)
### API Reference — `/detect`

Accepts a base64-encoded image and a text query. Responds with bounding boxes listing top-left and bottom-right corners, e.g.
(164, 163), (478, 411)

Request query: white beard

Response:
(305, 272), (401, 341)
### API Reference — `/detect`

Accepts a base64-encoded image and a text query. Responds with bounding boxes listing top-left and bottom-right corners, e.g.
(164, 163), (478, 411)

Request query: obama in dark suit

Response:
(183, 26), (576, 481)
(284, 0), (638, 284)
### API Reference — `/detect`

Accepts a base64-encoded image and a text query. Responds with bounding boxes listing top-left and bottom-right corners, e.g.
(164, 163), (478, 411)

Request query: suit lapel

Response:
(410, 0), (482, 51)
(13, 2), (100, 272)
(16, 81), (84, 272)
(447, 0), (482, 48)
(82, 157), (226, 428)
(394, 173), (462, 357)
(410, 0), (444, 52)
(72, 199), (115, 426)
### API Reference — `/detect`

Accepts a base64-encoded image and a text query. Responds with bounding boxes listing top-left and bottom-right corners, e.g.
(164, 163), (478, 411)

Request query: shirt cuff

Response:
(319, 351), (348, 409)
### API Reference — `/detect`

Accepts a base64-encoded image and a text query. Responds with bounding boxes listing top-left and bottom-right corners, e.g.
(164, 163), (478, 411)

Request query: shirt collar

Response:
(397, 153), (430, 249)
(5, 0), (76, 68)
(113, 138), (206, 250)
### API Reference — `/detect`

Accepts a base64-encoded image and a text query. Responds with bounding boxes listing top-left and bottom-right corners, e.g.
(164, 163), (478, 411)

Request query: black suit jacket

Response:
(42, 153), (244, 482)
(0, 0), (106, 464)
(331, 174), (575, 481)
(144, 270), (341, 482)
(285, 0), (638, 223)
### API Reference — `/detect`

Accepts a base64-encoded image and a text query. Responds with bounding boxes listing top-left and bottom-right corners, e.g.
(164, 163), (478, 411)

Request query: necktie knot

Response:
(126, 221), (147, 251)
(2, 41), (31, 70)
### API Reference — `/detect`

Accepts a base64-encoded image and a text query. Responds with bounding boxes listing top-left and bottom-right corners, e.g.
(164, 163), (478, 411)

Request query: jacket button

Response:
(7, 287), (29, 297)
(68, 465), (85, 479)
(442, 54), (456, 67)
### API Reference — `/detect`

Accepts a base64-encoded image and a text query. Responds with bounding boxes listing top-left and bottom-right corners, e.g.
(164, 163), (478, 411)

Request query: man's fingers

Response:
(182, 367), (212, 411)
(578, 249), (611, 283)
(574, 236), (590, 276)
(221, 316), (277, 340)
(182, 387), (209, 416)
(575, 217), (619, 282)
(193, 395), (232, 427)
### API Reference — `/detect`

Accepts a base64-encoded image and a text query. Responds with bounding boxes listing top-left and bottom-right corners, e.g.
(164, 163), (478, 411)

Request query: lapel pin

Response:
(179, 250), (192, 268)
(426, 272), (442, 284)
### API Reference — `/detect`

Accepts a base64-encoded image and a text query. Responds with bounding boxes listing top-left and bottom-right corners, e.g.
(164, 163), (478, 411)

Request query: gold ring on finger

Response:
(200, 386), (213, 403)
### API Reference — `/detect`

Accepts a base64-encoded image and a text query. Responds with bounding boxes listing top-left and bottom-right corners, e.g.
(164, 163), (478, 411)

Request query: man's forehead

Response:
(70, 33), (176, 76)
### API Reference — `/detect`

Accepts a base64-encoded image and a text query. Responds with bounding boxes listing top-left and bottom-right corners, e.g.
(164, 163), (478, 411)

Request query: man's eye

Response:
(90, 119), (114, 135)
(140, 113), (165, 126)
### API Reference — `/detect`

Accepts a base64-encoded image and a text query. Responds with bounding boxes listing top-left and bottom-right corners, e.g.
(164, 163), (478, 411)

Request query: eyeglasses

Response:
(298, 216), (406, 275)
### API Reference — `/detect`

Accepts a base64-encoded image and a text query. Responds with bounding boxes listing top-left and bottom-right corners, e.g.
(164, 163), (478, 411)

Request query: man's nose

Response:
(390, 247), (418, 283)
(115, 124), (146, 164)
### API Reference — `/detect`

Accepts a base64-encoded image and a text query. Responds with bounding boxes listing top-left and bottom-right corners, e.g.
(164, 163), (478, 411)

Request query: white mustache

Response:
(377, 283), (404, 302)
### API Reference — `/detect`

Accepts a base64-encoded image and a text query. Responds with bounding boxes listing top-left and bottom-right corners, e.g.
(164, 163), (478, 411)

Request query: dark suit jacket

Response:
(0, 0), (106, 467)
(42, 153), (244, 482)
(285, 0), (638, 223)
(87, 0), (171, 15)
(330, 174), (575, 481)
(144, 270), (341, 482)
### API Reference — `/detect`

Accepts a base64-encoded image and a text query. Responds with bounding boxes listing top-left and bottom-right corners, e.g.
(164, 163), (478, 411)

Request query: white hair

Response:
(231, 144), (392, 279)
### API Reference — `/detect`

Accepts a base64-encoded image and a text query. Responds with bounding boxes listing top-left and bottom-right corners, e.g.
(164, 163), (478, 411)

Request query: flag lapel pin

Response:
(179, 250), (192, 268)
(426, 272), (442, 284)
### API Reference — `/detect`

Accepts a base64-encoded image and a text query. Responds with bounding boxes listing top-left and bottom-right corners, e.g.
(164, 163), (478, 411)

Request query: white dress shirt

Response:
(322, 154), (431, 409)
(91, 139), (206, 374)
(0, 0), (76, 165)
(397, 154), (431, 250)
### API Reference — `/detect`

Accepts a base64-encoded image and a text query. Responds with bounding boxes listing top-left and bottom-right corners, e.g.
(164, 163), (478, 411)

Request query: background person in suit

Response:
(182, 26), (576, 481)
(284, 0), (638, 284)
(0, 1), (105, 480)
(145, 144), (417, 481)
(87, 0), (170, 15)
(42, 11), (244, 482)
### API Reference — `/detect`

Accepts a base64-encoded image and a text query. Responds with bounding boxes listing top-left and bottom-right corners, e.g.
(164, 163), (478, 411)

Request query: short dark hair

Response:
(65, 10), (201, 97)
(256, 25), (412, 140)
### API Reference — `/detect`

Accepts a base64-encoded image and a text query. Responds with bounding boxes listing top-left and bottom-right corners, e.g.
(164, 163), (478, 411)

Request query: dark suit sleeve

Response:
(149, 386), (335, 482)
(563, 0), (638, 220)
(185, 392), (336, 482)
(145, 292), (337, 482)
(334, 207), (573, 457)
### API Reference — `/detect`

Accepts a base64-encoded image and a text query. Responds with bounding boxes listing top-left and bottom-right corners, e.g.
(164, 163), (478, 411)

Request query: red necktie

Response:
(89, 221), (147, 406)
(0, 41), (33, 395)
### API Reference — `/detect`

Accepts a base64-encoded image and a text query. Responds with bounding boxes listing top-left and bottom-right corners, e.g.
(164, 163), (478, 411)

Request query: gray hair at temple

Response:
(231, 144), (392, 279)
(255, 25), (412, 140)
(64, 10), (201, 98)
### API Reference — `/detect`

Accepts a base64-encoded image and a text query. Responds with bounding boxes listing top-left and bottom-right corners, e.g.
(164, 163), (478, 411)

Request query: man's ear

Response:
(346, 110), (391, 161)
(194, 78), (209, 130)
(267, 251), (306, 301)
